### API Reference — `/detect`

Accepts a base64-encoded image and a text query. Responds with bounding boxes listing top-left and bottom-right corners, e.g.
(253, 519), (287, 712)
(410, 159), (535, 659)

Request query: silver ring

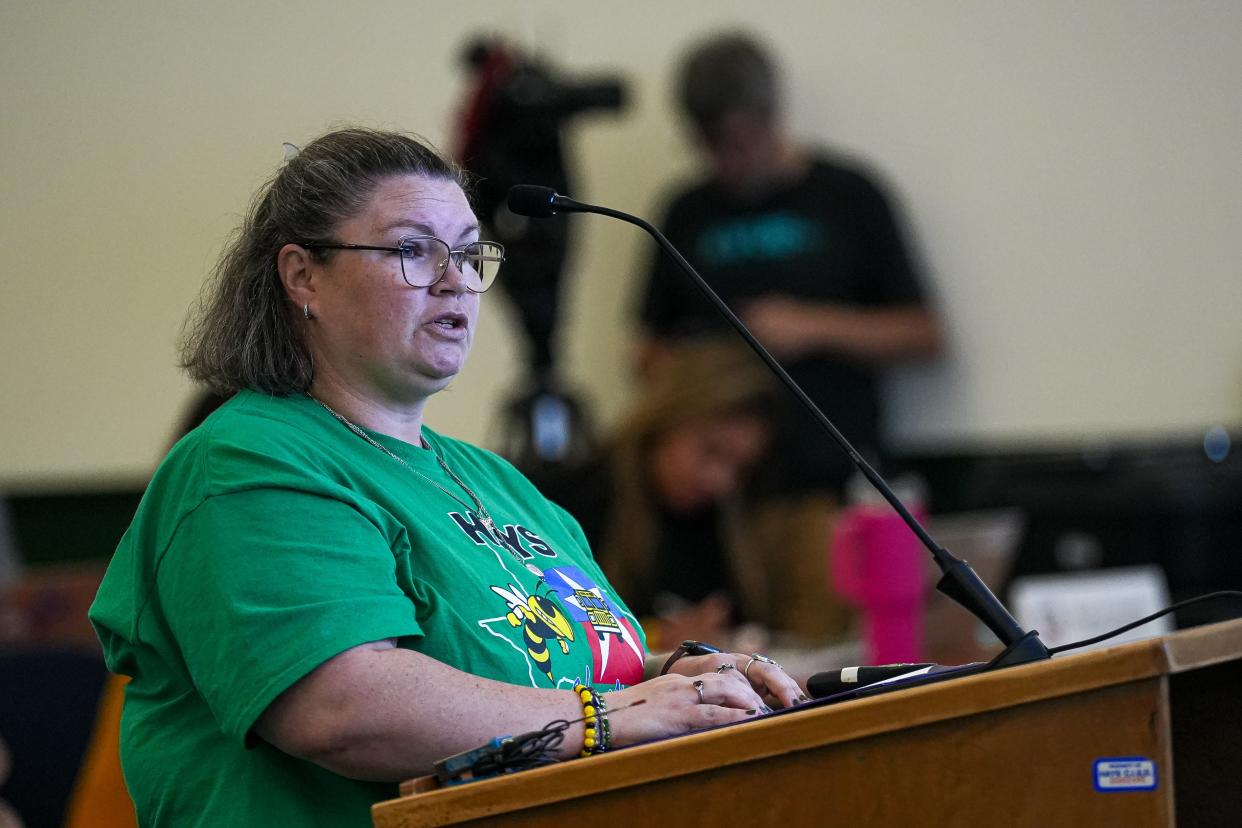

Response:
(715, 663), (736, 674)
(744, 653), (778, 679)
(692, 679), (705, 704)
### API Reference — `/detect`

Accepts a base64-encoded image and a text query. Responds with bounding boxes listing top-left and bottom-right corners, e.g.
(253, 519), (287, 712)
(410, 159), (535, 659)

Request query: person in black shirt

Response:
(637, 31), (943, 498)
(635, 32), (943, 644)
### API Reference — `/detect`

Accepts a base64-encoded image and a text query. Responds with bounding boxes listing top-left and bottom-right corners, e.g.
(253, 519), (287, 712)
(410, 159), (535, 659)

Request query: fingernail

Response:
(799, 694), (810, 702)
(745, 708), (758, 715)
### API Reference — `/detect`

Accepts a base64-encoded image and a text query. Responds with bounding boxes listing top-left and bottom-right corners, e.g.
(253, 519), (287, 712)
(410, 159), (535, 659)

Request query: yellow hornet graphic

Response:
(491, 583), (575, 684)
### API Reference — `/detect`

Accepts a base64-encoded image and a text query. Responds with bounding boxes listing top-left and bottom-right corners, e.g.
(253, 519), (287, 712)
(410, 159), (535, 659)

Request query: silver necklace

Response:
(305, 394), (539, 576)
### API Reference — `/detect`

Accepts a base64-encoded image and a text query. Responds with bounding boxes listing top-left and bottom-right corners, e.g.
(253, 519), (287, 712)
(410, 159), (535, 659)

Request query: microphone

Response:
(506, 184), (1051, 679)
(506, 185), (567, 218)
(807, 663), (934, 698)
(807, 661), (988, 700)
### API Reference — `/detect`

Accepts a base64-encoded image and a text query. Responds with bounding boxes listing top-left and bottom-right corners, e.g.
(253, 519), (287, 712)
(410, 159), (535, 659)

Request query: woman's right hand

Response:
(602, 670), (766, 748)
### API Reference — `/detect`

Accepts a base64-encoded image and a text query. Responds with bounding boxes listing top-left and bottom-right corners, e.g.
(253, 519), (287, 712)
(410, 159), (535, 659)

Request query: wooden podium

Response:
(373, 619), (1242, 827)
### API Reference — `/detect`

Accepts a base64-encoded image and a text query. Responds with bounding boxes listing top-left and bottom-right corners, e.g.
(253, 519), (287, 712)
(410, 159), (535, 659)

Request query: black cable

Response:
(501, 720), (572, 771)
(468, 720), (571, 778)
(441, 698), (648, 783)
(1046, 590), (1242, 656)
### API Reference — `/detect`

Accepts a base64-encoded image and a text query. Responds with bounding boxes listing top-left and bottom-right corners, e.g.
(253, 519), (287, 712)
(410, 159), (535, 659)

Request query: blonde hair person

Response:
(603, 341), (775, 631)
(540, 340), (849, 649)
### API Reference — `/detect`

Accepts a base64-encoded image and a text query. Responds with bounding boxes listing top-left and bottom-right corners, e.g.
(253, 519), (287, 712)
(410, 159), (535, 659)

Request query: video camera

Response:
(454, 37), (627, 470)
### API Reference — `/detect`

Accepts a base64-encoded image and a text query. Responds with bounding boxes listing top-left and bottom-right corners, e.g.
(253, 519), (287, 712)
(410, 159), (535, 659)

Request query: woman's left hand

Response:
(665, 652), (806, 710)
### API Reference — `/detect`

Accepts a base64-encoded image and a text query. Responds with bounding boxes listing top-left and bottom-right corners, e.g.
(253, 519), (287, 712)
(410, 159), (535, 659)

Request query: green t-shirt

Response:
(89, 390), (647, 827)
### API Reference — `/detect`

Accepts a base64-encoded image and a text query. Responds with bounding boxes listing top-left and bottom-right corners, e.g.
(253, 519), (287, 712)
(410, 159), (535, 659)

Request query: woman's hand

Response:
(602, 672), (765, 748)
(665, 652), (806, 710)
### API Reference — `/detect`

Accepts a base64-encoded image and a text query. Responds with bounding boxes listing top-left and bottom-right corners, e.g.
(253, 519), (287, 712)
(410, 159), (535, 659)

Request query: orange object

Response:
(62, 673), (136, 828)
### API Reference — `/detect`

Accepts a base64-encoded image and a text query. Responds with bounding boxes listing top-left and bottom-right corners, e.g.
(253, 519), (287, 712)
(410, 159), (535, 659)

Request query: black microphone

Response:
(506, 184), (1051, 675)
(807, 661), (989, 700)
(506, 185), (566, 218)
(807, 663), (934, 698)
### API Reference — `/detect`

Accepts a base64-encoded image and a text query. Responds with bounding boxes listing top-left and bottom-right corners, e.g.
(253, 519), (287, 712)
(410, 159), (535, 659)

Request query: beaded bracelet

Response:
(596, 691), (611, 749)
(573, 683), (611, 757)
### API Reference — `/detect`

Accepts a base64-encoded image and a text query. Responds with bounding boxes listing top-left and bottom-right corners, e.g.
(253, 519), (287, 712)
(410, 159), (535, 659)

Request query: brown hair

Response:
(677, 31), (781, 137)
(180, 128), (464, 395)
(597, 339), (778, 610)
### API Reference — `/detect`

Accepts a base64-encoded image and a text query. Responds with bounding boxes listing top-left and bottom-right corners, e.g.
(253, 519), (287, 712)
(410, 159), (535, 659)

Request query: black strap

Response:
(659, 640), (723, 676)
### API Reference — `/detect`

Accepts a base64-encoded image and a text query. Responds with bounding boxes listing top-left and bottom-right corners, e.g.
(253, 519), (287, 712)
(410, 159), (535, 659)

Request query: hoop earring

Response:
(303, 304), (313, 320)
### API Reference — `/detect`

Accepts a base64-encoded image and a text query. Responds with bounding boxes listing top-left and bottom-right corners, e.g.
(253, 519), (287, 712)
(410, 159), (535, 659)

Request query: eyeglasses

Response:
(299, 236), (505, 293)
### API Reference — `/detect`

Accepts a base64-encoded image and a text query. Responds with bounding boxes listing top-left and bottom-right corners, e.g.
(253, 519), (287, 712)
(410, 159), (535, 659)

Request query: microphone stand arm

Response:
(558, 195), (1048, 667)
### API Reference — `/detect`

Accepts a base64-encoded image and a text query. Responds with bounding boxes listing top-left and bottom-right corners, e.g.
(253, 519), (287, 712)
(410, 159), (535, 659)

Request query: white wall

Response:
(2, 1), (1240, 488)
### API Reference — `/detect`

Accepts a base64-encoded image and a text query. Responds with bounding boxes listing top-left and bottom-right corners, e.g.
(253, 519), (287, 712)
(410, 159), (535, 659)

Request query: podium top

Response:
(375, 618), (1242, 828)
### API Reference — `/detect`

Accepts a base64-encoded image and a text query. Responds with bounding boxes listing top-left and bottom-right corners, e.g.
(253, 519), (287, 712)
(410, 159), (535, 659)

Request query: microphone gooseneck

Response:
(506, 185), (1050, 669)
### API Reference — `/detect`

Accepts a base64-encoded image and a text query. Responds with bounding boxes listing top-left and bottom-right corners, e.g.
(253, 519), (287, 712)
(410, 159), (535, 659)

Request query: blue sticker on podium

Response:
(1094, 757), (1157, 792)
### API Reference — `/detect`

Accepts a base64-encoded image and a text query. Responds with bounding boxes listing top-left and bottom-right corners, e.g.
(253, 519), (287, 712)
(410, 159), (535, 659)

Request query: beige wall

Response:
(2, 1), (1240, 488)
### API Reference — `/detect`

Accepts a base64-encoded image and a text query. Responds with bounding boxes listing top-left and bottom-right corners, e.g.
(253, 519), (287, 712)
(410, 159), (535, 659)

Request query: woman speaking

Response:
(89, 128), (802, 826)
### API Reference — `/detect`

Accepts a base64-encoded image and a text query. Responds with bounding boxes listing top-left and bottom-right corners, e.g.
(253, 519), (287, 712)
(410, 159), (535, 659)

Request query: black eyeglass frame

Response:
(297, 235), (505, 293)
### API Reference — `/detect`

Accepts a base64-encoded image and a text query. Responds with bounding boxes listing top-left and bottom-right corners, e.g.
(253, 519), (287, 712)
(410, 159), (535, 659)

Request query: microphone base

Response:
(987, 629), (1051, 669)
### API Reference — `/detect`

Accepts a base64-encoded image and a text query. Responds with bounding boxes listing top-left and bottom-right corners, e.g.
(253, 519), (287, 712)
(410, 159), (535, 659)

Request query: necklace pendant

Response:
(478, 512), (497, 536)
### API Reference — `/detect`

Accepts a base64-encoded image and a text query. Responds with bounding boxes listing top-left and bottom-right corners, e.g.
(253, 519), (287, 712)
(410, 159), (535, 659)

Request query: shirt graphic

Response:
(489, 581), (576, 685)
(543, 566), (645, 688)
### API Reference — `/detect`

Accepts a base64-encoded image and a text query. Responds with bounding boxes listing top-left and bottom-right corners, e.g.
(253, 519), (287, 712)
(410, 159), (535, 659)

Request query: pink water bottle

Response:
(830, 475), (928, 664)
